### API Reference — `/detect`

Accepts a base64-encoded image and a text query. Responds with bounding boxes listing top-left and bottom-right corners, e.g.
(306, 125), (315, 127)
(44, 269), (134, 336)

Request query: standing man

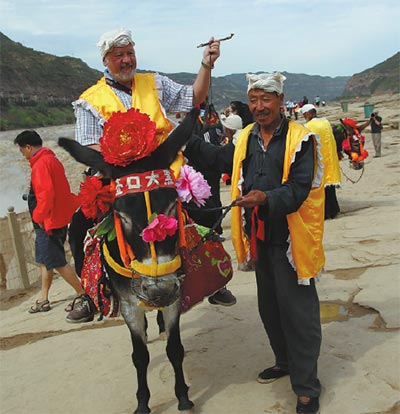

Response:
(301, 103), (342, 219)
(231, 73), (324, 414)
(14, 130), (95, 322)
(370, 111), (383, 157)
(185, 73), (325, 413)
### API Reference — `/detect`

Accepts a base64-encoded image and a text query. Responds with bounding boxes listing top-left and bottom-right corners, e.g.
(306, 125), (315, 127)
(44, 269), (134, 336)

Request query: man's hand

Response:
(202, 37), (220, 66)
(234, 190), (267, 208)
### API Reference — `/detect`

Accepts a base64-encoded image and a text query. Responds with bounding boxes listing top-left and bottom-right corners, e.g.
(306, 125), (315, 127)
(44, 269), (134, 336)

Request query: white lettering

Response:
(164, 170), (174, 186)
(146, 171), (160, 187)
(115, 178), (123, 196)
(127, 176), (141, 189)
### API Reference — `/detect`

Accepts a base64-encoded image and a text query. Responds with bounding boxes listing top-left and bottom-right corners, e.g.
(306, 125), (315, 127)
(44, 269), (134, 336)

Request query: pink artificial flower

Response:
(176, 165), (211, 207)
(142, 214), (178, 243)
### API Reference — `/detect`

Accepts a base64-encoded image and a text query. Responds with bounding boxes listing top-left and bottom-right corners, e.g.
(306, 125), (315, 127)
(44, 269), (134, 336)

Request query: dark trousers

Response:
(68, 209), (94, 277)
(255, 242), (322, 397)
(325, 185), (340, 220)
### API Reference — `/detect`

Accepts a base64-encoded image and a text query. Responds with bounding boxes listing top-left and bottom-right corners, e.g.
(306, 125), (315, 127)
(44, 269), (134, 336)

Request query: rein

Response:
(185, 202), (235, 253)
(340, 163), (365, 184)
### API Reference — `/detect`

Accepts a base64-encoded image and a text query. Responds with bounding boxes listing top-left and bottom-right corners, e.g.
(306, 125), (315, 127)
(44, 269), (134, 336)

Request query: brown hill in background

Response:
(342, 52), (400, 97)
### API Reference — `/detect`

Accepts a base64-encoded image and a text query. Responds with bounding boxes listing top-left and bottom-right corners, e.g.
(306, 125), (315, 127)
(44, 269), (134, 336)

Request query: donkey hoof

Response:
(178, 398), (194, 412)
(134, 405), (151, 414)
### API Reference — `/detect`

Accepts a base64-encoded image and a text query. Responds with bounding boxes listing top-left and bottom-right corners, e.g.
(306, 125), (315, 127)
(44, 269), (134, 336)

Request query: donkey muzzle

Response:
(131, 274), (182, 308)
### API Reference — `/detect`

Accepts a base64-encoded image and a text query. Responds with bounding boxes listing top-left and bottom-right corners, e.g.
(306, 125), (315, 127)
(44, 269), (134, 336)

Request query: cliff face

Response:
(342, 52), (399, 97)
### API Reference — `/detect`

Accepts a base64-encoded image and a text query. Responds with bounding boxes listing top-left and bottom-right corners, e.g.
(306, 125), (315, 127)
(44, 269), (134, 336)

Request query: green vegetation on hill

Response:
(0, 99), (75, 130)
(0, 32), (102, 131)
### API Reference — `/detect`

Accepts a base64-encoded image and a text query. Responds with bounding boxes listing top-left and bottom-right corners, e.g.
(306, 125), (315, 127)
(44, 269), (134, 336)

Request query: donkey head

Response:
(59, 107), (199, 307)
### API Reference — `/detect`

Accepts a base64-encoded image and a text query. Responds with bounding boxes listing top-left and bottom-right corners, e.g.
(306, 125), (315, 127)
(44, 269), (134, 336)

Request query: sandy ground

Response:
(0, 94), (399, 414)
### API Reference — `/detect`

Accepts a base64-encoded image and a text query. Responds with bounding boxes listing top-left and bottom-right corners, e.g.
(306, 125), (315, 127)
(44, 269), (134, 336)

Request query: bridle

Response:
(103, 168), (185, 279)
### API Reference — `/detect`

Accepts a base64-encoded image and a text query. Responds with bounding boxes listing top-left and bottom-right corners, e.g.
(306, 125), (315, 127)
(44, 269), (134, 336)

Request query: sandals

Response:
(296, 396), (320, 414)
(29, 299), (51, 314)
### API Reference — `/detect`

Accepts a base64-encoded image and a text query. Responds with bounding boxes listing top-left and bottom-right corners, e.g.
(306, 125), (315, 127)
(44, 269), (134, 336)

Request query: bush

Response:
(0, 101), (74, 130)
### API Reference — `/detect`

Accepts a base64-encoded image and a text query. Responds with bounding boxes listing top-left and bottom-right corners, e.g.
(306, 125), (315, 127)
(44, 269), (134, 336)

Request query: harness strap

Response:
(114, 211), (135, 267)
(102, 242), (137, 278)
(177, 199), (187, 248)
(130, 255), (182, 277)
(144, 191), (158, 273)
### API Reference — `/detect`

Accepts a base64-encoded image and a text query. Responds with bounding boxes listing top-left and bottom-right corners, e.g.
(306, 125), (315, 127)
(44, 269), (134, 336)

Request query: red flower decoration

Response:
(100, 108), (160, 166)
(142, 214), (178, 243)
(79, 176), (115, 219)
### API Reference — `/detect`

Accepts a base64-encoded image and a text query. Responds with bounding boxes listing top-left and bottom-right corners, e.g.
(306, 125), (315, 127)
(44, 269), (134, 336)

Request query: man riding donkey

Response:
(67, 28), (235, 322)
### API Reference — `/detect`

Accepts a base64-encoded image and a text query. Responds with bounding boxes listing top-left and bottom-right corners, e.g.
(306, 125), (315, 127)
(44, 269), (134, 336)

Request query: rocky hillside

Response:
(342, 52), (399, 97)
(0, 32), (103, 101)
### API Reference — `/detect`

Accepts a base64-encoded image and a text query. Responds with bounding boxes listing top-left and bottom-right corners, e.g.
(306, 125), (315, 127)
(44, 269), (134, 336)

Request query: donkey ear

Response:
(58, 137), (113, 177)
(151, 107), (200, 167)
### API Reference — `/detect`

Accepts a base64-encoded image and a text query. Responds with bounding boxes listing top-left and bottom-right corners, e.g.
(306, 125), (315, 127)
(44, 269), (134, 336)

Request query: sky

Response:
(1, 0), (399, 78)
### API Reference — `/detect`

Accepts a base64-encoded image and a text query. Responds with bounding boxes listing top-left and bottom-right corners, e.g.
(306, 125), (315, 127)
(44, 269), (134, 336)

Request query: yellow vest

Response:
(305, 118), (341, 186)
(80, 73), (183, 176)
(231, 121), (325, 281)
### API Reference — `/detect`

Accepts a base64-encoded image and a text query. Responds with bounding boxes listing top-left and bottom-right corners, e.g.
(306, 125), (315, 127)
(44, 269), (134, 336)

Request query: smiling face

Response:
(248, 89), (283, 131)
(103, 44), (137, 87)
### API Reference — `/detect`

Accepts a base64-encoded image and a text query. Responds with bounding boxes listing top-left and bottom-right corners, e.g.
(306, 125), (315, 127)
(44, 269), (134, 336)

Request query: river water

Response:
(0, 124), (76, 217)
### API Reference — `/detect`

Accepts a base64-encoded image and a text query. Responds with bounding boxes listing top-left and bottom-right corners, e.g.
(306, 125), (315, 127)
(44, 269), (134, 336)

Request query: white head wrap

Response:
(246, 72), (287, 95)
(97, 28), (135, 59)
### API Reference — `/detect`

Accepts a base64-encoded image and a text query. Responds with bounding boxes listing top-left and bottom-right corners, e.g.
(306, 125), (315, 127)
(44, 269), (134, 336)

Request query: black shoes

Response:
(257, 366), (320, 413)
(296, 396), (320, 414)
(66, 293), (96, 323)
(208, 287), (237, 306)
(257, 366), (289, 384)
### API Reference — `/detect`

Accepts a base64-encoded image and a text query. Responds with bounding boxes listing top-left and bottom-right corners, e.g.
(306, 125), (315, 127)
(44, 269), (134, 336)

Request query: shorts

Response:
(35, 226), (68, 270)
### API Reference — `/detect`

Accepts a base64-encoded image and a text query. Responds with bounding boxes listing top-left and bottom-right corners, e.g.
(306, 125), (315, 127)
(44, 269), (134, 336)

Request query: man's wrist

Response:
(201, 60), (214, 70)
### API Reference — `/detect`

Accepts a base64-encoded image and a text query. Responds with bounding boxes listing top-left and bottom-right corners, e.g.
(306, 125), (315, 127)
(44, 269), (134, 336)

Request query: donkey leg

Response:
(156, 310), (167, 340)
(120, 300), (151, 414)
(131, 331), (151, 414)
(163, 305), (194, 412)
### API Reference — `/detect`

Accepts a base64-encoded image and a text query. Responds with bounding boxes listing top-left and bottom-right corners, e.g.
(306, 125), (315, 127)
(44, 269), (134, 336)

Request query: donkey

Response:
(59, 107), (199, 414)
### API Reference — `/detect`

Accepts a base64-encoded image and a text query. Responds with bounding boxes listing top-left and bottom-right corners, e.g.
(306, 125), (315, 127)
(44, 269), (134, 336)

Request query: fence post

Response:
(7, 206), (30, 289)
(0, 254), (6, 290)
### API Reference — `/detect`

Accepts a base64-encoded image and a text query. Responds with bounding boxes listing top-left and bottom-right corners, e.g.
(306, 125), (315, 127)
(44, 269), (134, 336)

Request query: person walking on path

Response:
(301, 103), (342, 219)
(14, 130), (96, 322)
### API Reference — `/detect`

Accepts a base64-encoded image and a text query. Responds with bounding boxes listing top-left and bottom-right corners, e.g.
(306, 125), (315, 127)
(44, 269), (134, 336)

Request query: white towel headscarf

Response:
(97, 28), (135, 59)
(246, 72), (287, 95)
